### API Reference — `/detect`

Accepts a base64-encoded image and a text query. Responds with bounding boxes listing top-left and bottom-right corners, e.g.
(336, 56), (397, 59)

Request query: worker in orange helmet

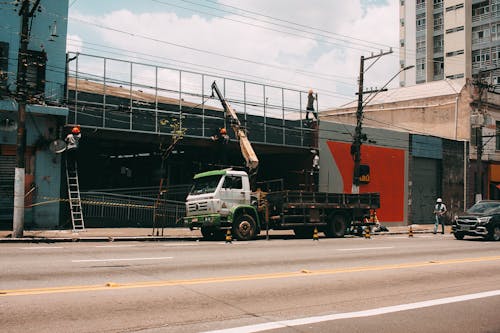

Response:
(65, 126), (82, 169)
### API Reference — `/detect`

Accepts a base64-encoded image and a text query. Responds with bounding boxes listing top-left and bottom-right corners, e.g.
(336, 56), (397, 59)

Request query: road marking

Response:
(19, 246), (64, 250)
(337, 246), (394, 251)
(71, 256), (173, 263)
(202, 290), (500, 333)
(95, 245), (138, 248)
(2, 255), (499, 297)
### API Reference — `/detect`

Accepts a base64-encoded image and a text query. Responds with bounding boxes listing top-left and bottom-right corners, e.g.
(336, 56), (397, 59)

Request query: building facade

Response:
(0, 1), (69, 228)
(400, 0), (499, 86)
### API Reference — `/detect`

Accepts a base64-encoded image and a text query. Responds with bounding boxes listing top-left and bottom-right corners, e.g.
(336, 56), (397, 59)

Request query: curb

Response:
(0, 231), (437, 243)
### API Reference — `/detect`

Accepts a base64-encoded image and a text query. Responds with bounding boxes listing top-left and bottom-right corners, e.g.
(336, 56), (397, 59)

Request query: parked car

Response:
(452, 200), (500, 241)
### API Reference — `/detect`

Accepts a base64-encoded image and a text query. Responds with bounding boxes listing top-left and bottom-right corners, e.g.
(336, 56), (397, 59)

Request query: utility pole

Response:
(351, 49), (393, 194)
(13, 0), (41, 238)
(474, 71), (487, 203)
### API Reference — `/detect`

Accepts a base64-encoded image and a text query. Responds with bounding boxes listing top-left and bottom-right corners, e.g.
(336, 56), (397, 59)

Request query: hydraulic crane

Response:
(211, 81), (259, 177)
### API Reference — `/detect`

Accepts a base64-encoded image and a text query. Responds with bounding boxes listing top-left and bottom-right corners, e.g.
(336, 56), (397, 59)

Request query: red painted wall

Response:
(326, 141), (405, 223)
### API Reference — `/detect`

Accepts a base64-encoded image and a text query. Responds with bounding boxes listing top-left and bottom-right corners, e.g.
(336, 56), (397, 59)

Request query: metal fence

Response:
(66, 52), (317, 149)
(80, 191), (185, 228)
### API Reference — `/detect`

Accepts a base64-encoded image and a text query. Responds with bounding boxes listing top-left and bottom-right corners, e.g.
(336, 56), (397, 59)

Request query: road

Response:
(1, 234), (499, 332)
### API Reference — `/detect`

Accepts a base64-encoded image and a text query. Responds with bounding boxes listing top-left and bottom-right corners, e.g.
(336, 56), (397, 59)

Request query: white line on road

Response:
(19, 247), (64, 250)
(203, 290), (500, 333)
(71, 257), (173, 263)
(94, 245), (138, 248)
(337, 246), (394, 251)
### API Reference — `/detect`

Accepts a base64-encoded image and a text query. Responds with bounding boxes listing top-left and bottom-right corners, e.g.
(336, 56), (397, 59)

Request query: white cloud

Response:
(66, 34), (83, 53)
(68, 0), (399, 109)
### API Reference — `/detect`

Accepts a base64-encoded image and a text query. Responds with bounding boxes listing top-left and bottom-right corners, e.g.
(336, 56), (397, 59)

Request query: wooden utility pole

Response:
(13, 0), (41, 238)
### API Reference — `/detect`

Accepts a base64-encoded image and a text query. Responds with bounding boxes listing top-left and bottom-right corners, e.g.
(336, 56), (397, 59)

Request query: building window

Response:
(446, 73), (465, 79)
(446, 49), (464, 57)
(416, 58), (426, 78)
(433, 12), (443, 31)
(446, 26), (465, 34)
(416, 0), (426, 10)
(416, 36), (426, 54)
(446, 3), (464, 12)
(473, 24), (491, 44)
(401, 0), (405, 5)
(0, 41), (8, 95)
(24, 50), (46, 99)
(400, 18), (405, 27)
(433, 0), (443, 9)
(433, 35), (443, 53)
(416, 13), (426, 31)
(433, 57), (444, 76)
(400, 39), (405, 47)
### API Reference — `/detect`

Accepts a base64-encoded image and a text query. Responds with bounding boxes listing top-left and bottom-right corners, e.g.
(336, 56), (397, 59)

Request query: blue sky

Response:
(67, 0), (400, 109)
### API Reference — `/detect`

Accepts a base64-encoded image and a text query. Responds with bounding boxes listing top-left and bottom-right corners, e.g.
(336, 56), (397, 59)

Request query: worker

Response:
(211, 127), (229, 144)
(310, 149), (319, 191)
(433, 197), (447, 234)
(65, 126), (81, 169)
(306, 89), (318, 122)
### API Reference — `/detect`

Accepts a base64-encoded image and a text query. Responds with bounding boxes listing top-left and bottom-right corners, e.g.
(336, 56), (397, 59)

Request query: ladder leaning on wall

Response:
(65, 159), (85, 231)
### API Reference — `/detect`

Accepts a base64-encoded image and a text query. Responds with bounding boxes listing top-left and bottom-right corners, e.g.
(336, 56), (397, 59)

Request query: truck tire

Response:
(453, 231), (465, 240)
(233, 214), (257, 241)
(325, 214), (346, 238)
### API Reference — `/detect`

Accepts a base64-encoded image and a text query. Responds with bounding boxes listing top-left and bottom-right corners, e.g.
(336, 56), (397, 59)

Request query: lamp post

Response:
(351, 62), (414, 194)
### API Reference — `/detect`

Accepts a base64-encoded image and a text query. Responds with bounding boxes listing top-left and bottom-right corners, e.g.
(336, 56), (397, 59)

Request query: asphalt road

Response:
(1, 234), (499, 333)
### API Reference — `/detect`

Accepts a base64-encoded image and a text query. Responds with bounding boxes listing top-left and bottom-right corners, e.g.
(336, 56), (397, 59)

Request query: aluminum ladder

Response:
(66, 160), (85, 231)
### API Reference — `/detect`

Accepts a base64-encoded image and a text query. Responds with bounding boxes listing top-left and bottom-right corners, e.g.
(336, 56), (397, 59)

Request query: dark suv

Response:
(452, 200), (500, 241)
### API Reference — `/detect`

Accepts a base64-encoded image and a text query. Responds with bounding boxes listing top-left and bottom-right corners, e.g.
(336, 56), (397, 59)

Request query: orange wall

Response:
(326, 141), (405, 223)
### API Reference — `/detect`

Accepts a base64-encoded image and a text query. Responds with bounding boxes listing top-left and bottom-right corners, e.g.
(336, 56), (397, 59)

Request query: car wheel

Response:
(487, 225), (500, 241)
(454, 232), (465, 240)
(233, 214), (257, 241)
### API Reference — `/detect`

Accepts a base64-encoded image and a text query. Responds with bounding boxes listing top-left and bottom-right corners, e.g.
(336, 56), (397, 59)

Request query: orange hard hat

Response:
(220, 128), (227, 134)
(72, 127), (80, 134)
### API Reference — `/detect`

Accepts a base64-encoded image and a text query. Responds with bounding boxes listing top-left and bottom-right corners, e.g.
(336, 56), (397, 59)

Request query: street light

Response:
(351, 64), (414, 194)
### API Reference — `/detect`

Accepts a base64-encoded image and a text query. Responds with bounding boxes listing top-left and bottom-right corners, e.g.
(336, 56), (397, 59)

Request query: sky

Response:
(66, 0), (401, 111)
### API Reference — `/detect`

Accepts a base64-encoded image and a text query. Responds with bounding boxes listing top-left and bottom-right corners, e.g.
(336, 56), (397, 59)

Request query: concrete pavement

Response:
(0, 224), (450, 243)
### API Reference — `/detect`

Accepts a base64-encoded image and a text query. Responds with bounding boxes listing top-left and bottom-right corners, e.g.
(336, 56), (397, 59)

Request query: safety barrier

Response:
(80, 192), (185, 228)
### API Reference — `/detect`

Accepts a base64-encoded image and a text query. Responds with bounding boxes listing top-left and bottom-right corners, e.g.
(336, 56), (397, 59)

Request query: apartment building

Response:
(400, 0), (499, 86)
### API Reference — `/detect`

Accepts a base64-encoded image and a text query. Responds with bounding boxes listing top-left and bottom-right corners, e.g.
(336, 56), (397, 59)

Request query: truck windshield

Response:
(189, 175), (222, 195)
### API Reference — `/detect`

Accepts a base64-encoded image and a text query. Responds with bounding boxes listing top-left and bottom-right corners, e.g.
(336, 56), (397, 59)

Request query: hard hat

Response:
(436, 198), (442, 203)
(71, 127), (80, 134)
(220, 128), (227, 134)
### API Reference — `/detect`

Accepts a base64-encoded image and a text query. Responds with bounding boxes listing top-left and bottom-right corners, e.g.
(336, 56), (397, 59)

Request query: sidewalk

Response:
(0, 225), (448, 243)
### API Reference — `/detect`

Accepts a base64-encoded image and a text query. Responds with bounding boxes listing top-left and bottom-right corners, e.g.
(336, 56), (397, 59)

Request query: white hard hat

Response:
(436, 198), (442, 203)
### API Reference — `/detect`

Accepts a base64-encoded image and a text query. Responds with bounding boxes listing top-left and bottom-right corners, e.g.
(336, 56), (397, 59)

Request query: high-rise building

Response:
(400, 0), (499, 86)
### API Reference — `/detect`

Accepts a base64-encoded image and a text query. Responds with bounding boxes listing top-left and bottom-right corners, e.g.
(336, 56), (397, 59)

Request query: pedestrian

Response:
(306, 89), (317, 122)
(433, 197), (447, 234)
(65, 126), (81, 169)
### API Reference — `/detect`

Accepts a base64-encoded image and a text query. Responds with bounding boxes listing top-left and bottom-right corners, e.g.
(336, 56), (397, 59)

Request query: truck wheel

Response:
(487, 225), (500, 241)
(325, 214), (346, 238)
(454, 232), (465, 240)
(233, 214), (257, 241)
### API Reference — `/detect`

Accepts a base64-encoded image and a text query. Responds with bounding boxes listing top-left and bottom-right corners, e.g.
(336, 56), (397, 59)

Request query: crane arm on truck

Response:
(211, 81), (259, 175)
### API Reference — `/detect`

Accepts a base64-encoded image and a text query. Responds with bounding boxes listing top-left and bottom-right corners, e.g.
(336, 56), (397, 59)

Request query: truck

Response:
(183, 82), (380, 240)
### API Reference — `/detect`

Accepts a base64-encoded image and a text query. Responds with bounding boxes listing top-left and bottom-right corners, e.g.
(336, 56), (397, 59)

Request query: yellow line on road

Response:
(2, 255), (500, 297)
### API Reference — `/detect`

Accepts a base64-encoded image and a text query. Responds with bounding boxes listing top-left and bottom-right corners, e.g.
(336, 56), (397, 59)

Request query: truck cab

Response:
(184, 169), (259, 240)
